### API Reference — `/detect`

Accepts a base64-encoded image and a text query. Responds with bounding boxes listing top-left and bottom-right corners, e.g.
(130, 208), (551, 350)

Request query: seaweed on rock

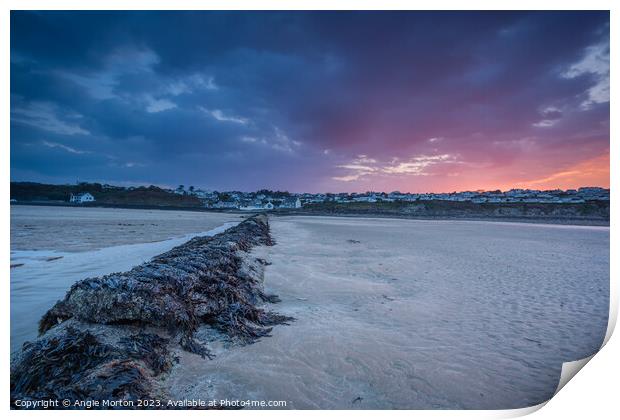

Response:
(11, 326), (121, 401)
(12, 215), (293, 408)
(38, 214), (292, 350)
(10, 326), (170, 405)
(119, 333), (176, 375)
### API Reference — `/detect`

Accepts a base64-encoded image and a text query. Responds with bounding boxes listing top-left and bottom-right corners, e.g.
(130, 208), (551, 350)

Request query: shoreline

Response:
(11, 202), (609, 226)
(272, 211), (610, 226)
(10, 200), (243, 214)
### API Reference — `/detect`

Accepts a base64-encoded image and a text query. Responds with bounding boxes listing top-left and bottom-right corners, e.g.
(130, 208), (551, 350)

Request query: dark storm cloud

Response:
(10, 11), (609, 192)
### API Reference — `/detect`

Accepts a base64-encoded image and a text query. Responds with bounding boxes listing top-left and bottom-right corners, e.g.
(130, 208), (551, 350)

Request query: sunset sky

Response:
(10, 11), (609, 193)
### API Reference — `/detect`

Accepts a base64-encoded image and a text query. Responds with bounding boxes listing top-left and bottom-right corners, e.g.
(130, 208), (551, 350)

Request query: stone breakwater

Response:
(11, 215), (293, 408)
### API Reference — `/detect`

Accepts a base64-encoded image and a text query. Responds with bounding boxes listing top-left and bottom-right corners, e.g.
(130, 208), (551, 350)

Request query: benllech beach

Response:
(10, 189), (609, 408)
(9, 10), (609, 411)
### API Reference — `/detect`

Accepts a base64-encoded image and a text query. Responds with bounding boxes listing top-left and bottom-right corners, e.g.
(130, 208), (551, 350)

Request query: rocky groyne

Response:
(11, 215), (292, 409)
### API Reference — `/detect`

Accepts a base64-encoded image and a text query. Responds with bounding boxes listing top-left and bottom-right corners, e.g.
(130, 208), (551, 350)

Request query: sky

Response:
(10, 11), (610, 193)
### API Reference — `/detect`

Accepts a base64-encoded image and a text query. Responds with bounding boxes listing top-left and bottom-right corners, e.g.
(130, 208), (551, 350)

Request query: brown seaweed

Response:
(11, 215), (293, 409)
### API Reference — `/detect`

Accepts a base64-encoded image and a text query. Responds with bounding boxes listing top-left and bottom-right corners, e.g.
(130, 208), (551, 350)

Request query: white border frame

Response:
(2, 2), (616, 419)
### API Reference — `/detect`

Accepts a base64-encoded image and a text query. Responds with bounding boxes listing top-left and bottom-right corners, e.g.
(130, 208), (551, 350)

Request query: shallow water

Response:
(168, 216), (610, 409)
(10, 205), (239, 352)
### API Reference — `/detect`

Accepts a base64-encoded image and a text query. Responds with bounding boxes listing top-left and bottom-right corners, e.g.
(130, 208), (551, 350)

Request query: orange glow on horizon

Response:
(386, 153), (611, 194)
(514, 153), (610, 191)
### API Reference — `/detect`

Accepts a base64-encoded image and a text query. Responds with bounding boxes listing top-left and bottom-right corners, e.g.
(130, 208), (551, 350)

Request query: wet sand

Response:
(169, 216), (609, 409)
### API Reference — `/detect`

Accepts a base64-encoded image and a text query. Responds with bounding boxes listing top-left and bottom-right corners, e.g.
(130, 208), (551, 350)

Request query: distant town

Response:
(171, 185), (611, 210)
(10, 182), (610, 210)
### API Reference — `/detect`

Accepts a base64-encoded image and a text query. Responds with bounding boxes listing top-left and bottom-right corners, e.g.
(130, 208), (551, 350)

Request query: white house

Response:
(70, 192), (95, 204)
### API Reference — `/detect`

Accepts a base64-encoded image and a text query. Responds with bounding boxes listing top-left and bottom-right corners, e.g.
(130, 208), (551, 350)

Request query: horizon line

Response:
(9, 180), (610, 196)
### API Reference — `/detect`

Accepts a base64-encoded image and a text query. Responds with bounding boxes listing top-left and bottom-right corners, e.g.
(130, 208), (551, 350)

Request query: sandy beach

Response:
(167, 215), (609, 409)
(10, 205), (241, 252)
(10, 208), (610, 409)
